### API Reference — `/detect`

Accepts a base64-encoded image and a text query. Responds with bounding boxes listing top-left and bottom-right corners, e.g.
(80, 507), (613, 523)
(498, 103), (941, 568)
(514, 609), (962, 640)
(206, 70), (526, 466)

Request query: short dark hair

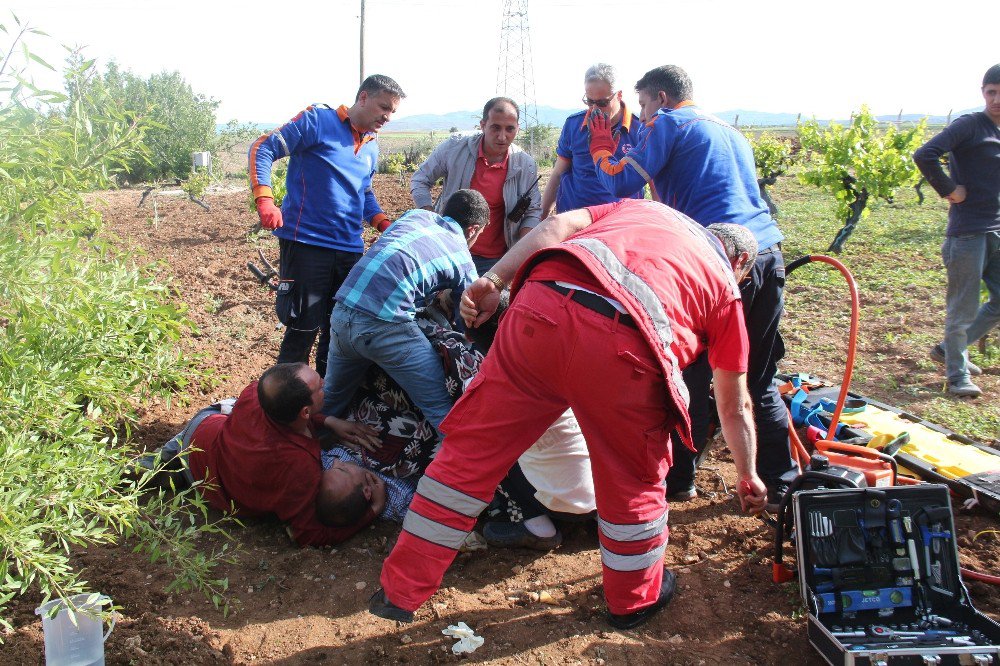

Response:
(482, 97), (519, 122)
(635, 65), (693, 102)
(442, 189), (490, 230)
(356, 74), (406, 102)
(984, 64), (1000, 87)
(257, 363), (312, 424)
(316, 477), (369, 527)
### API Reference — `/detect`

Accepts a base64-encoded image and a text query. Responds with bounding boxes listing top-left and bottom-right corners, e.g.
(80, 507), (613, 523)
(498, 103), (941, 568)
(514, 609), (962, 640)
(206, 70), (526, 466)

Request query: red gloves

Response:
(255, 196), (283, 229)
(588, 110), (616, 161)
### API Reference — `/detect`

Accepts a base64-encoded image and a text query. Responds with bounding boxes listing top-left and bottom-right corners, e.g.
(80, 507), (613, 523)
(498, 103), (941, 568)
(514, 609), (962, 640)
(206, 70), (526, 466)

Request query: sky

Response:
(2, 0), (994, 127)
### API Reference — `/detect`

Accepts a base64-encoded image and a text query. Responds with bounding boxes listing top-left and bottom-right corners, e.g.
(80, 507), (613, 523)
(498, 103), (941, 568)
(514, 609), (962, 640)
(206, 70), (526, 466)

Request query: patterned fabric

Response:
(328, 310), (485, 480)
(321, 447), (417, 523)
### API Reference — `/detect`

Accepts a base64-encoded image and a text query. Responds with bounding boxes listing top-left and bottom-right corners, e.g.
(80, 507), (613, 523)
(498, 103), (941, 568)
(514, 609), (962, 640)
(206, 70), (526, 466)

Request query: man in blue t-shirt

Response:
(588, 65), (795, 505)
(913, 63), (1000, 398)
(248, 75), (405, 378)
(540, 63), (645, 218)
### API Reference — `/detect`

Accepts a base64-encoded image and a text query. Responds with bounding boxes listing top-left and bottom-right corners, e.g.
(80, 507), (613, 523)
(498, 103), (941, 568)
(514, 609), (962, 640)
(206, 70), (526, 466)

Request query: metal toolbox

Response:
(792, 485), (1000, 665)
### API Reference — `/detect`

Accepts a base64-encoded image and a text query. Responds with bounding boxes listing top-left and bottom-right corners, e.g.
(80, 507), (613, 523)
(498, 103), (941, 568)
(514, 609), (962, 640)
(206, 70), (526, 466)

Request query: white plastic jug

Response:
(34, 593), (115, 666)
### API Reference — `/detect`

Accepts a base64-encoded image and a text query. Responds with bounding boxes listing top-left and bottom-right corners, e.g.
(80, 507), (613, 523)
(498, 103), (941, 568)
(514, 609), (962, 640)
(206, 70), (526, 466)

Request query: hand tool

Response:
(902, 516), (921, 582)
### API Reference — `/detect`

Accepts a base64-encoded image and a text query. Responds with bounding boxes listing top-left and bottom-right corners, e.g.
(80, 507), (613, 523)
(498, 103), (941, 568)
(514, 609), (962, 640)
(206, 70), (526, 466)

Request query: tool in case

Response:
(791, 484), (1000, 665)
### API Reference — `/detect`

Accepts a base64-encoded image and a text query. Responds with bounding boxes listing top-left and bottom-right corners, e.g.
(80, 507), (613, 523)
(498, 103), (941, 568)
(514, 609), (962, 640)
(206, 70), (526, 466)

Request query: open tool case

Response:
(792, 485), (1000, 665)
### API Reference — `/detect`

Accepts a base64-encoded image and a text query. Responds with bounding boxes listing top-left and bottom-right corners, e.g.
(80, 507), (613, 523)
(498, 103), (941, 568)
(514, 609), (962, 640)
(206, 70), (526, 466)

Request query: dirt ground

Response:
(4, 177), (999, 665)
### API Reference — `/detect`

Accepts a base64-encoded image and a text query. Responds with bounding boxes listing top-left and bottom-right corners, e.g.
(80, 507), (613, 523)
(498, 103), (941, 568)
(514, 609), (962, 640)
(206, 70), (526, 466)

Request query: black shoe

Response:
(368, 588), (414, 623)
(482, 521), (563, 551)
(608, 569), (677, 630)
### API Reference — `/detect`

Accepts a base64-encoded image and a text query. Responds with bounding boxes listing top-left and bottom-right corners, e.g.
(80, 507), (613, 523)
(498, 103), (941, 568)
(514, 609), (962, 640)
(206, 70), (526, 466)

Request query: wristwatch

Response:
(482, 271), (505, 291)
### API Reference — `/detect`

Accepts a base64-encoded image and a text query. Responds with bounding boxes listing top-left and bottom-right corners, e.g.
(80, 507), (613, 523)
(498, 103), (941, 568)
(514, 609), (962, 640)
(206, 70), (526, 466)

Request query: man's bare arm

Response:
(712, 368), (767, 513)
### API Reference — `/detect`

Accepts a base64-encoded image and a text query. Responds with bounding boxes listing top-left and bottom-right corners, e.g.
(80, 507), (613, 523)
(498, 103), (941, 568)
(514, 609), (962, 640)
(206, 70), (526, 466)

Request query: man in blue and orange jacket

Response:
(587, 65), (795, 507)
(248, 74), (405, 378)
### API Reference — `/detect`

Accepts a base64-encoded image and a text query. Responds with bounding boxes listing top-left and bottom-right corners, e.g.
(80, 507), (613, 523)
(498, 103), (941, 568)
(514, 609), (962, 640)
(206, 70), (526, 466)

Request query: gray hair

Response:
(584, 63), (616, 89)
(707, 223), (758, 262)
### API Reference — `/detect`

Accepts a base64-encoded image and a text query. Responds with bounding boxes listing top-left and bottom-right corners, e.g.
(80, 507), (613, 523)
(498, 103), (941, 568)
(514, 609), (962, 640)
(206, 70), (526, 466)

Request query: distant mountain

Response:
(714, 110), (802, 127)
(221, 107), (979, 134)
(215, 122), (279, 133)
(387, 106), (582, 132)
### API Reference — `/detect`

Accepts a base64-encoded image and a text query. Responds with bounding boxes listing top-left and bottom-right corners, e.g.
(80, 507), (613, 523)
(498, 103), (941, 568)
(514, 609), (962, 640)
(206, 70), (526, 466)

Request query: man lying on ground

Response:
(318, 310), (485, 522)
(146, 362), (387, 547)
(321, 294), (598, 542)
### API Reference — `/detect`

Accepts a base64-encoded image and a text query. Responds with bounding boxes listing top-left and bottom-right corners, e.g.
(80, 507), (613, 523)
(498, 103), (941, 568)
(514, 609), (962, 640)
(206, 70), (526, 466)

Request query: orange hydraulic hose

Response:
(797, 256), (860, 451)
(962, 567), (1000, 586)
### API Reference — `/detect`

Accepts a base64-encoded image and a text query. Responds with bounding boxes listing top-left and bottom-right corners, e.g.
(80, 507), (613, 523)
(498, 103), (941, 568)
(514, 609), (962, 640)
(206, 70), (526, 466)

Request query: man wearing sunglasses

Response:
(540, 64), (645, 219)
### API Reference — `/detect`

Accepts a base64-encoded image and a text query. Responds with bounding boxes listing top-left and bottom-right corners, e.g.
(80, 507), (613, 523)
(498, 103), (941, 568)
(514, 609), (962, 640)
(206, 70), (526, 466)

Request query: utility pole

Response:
(359, 0), (366, 85)
(496, 0), (539, 154)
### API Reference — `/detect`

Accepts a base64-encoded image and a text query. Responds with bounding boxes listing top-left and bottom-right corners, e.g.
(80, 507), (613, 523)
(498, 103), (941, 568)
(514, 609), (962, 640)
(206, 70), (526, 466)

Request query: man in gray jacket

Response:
(411, 97), (542, 274)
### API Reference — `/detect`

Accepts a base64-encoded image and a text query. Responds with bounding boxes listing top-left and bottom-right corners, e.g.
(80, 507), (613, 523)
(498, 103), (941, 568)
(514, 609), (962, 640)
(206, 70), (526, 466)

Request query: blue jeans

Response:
(942, 231), (1000, 383)
(157, 404), (224, 487)
(322, 304), (454, 435)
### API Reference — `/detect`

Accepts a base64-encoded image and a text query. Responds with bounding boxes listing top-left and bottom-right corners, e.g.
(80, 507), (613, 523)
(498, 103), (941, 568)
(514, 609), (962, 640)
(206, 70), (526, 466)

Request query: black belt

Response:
(538, 281), (637, 329)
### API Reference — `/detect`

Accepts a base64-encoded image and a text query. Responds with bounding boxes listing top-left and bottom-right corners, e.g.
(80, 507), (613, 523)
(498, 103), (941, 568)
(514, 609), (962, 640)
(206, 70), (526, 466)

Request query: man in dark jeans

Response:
(248, 74), (405, 376)
(913, 64), (1000, 399)
(588, 65), (795, 504)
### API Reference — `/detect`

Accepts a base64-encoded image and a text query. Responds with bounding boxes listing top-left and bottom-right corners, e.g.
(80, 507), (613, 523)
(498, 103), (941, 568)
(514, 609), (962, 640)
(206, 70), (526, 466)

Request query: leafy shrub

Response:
(517, 123), (557, 164)
(0, 17), (232, 632)
(378, 151), (409, 175)
(182, 169), (212, 200)
(247, 160), (287, 213)
(67, 55), (218, 183)
(746, 131), (798, 217)
(377, 133), (436, 175)
(798, 107), (926, 252)
(749, 131), (797, 182)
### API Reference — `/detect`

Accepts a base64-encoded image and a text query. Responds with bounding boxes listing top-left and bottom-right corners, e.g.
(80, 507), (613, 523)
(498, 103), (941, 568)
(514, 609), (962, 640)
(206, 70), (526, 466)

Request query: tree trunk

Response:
(828, 178), (869, 253)
(758, 177), (778, 217)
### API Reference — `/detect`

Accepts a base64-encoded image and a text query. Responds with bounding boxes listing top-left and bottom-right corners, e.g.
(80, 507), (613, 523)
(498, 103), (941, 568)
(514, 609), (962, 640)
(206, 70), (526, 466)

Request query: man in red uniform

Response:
(155, 363), (388, 547)
(370, 199), (767, 629)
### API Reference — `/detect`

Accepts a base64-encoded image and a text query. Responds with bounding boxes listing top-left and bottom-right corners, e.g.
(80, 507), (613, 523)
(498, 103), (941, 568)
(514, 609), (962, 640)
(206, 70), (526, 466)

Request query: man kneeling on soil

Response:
(150, 362), (389, 546)
(321, 189), (489, 435)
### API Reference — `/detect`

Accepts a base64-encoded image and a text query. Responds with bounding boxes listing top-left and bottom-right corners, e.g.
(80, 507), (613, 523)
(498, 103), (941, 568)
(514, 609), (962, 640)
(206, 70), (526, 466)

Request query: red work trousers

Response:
(380, 281), (676, 615)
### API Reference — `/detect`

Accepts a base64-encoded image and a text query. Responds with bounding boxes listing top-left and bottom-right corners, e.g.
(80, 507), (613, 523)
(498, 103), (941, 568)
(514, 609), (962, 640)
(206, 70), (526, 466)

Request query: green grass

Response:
(770, 168), (999, 443)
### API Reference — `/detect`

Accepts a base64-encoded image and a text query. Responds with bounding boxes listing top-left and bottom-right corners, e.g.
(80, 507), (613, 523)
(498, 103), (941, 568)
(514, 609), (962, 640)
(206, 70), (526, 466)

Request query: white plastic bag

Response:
(442, 621), (484, 654)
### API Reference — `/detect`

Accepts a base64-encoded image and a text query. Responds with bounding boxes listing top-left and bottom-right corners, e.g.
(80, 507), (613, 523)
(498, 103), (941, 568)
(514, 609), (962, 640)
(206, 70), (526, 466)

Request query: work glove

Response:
(255, 196), (283, 230)
(588, 109), (616, 161)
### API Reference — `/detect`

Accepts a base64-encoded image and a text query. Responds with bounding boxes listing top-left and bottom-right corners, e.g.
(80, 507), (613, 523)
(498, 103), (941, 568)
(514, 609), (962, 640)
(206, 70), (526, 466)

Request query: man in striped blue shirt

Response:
(321, 190), (489, 436)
